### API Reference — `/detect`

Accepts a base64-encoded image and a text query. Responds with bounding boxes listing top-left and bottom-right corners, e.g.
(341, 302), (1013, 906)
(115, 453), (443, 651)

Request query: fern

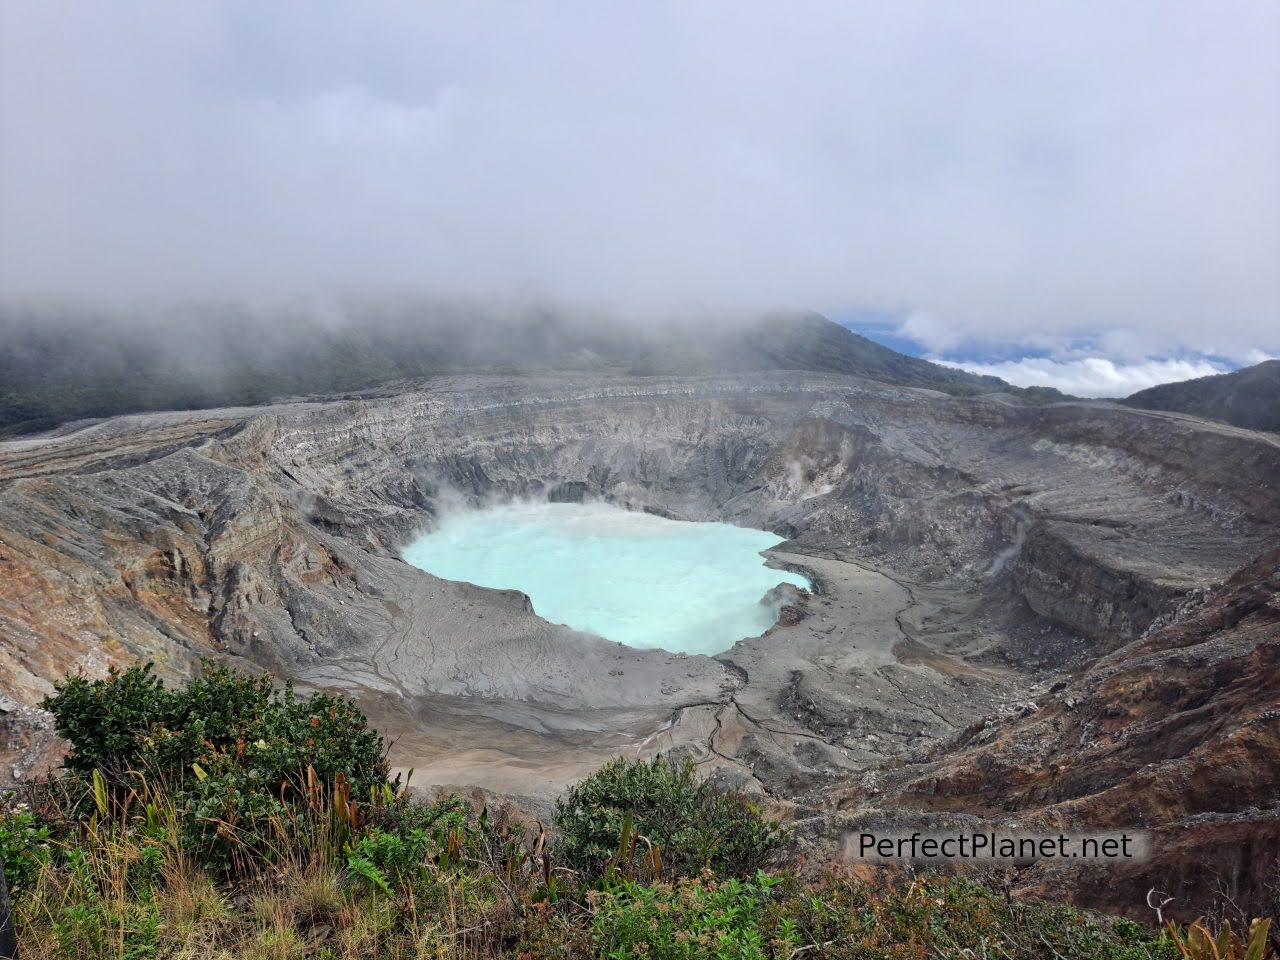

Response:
(346, 854), (392, 895)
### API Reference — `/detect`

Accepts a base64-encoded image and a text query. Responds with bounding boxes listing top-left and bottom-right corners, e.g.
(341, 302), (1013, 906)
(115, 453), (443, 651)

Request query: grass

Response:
(2, 661), (1273, 959)
(8, 771), (1271, 960)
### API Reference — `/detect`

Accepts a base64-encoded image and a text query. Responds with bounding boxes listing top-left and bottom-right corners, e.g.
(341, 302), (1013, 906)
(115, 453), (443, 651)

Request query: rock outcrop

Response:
(881, 545), (1280, 920)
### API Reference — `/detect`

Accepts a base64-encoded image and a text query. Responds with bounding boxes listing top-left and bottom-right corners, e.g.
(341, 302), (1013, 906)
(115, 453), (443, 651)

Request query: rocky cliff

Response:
(880, 544), (1280, 920)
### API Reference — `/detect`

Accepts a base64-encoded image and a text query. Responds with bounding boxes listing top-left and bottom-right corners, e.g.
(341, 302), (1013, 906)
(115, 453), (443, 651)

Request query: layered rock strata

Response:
(1, 372), (1277, 912)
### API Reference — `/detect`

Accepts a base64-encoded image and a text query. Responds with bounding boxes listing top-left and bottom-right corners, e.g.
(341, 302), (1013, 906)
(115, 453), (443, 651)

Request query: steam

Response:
(780, 456), (838, 501)
(986, 505), (1031, 579)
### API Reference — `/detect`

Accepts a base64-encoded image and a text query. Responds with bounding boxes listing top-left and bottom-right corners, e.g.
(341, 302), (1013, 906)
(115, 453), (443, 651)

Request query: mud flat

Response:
(351, 544), (958, 806)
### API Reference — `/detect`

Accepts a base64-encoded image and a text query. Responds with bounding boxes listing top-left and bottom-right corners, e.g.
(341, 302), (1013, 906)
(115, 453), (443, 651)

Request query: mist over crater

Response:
(402, 501), (809, 656)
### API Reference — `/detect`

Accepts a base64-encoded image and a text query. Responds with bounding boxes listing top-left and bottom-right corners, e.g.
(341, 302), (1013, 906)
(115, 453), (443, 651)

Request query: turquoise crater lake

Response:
(403, 501), (808, 655)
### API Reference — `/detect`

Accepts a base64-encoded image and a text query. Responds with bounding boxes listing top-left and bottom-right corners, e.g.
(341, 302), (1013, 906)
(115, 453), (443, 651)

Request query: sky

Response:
(1, 1), (1277, 397)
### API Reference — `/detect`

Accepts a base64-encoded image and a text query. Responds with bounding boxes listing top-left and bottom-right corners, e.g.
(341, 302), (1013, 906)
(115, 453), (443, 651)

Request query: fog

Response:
(1, 2), (1278, 361)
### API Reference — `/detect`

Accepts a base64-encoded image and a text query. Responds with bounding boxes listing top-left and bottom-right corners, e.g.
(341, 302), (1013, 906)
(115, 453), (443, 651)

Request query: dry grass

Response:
(289, 865), (347, 928)
(161, 856), (229, 935)
(7, 762), (1273, 960)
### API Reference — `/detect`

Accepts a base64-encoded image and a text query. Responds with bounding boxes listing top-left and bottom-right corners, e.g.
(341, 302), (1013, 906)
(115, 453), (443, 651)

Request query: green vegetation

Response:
(0, 662), (1268, 959)
(40, 662), (387, 876)
(554, 755), (783, 881)
(1122, 359), (1280, 433)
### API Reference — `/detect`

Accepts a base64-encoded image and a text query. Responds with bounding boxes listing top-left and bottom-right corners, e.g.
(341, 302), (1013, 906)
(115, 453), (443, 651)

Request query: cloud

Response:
(0, 1), (1277, 358)
(936, 356), (1228, 398)
(898, 313), (964, 355)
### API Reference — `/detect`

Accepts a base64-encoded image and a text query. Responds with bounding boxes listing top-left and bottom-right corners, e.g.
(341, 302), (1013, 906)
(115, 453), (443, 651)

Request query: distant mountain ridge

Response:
(0, 306), (1035, 435)
(1122, 359), (1280, 433)
(625, 313), (1024, 394)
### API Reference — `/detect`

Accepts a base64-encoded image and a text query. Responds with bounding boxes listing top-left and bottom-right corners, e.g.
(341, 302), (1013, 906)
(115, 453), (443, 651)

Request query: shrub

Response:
(11, 670), (1233, 960)
(42, 660), (391, 873)
(44, 662), (387, 797)
(591, 873), (785, 960)
(552, 755), (784, 881)
(0, 795), (51, 891)
(41, 661), (173, 781)
(586, 872), (1183, 960)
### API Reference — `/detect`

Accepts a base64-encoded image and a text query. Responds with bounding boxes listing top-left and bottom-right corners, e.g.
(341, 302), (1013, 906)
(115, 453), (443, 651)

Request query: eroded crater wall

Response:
(1, 372), (1276, 777)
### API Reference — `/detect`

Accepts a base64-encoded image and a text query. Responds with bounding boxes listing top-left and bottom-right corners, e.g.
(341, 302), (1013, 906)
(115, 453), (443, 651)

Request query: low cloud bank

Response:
(935, 356), (1229, 398)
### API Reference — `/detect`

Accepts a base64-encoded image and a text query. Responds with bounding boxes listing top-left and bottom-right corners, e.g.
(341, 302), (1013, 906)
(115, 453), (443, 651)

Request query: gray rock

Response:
(1, 370), (1277, 802)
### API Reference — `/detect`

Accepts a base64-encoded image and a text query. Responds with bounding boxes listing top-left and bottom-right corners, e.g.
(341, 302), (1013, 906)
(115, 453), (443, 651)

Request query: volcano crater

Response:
(2, 371), (1278, 902)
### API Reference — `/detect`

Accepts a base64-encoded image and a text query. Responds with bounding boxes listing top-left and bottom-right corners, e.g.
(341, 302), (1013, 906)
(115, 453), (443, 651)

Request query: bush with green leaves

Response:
(552, 755), (784, 881)
(0, 794), (51, 892)
(3, 716), (1206, 960)
(41, 660), (390, 873)
(43, 662), (387, 794)
(591, 873), (784, 960)
(41, 660), (174, 782)
(584, 872), (1179, 960)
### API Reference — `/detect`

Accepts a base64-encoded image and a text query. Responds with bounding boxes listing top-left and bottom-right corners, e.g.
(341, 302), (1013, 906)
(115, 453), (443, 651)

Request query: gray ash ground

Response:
(2, 371), (1277, 818)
